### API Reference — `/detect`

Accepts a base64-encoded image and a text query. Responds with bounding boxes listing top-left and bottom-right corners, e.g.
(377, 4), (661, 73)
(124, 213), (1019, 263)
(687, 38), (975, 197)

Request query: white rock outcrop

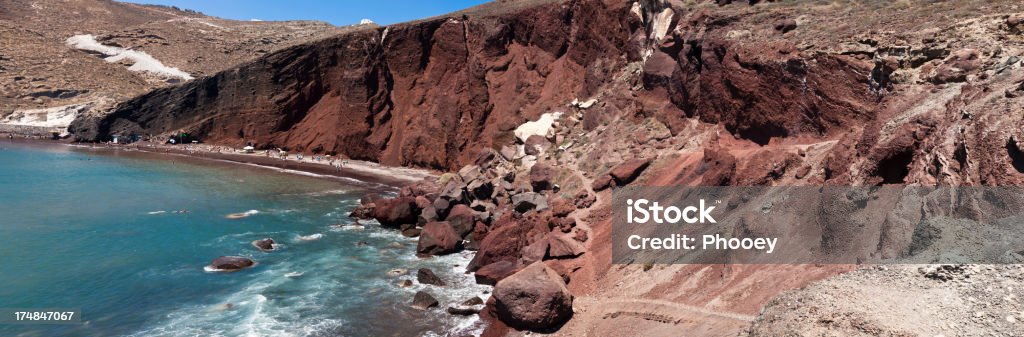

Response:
(66, 34), (193, 81)
(514, 112), (563, 143)
(651, 8), (675, 42)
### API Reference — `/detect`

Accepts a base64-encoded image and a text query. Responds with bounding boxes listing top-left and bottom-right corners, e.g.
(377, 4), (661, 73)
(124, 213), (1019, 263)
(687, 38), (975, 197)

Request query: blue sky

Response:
(122, 0), (491, 26)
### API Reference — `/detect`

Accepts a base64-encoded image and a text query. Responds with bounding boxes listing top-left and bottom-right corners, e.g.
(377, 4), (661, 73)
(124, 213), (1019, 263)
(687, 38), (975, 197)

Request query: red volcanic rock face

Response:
(71, 0), (637, 170)
(69, 0), (881, 172)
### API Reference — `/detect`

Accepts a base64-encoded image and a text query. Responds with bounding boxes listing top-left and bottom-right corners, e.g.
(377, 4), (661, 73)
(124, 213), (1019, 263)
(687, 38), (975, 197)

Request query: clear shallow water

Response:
(0, 144), (488, 337)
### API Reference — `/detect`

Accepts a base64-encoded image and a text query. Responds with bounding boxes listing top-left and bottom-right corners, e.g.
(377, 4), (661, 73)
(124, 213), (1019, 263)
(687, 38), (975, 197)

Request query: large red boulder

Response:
(493, 262), (574, 331)
(416, 221), (463, 256)
(444, 204), (476, 238)
(529, 163), (555, 191)
(474, 260), (519, 285)
(372, 196), (419, 228)
(468, 212), (546, 271)
(524, 135), (552, 156)
(591, 174), (614, 191)
(546, 232), (586, 258)
(609, 158), (651, 185)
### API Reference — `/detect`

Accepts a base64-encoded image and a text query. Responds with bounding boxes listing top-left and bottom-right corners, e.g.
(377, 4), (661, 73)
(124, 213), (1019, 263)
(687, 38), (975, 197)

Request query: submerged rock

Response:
(386, 268), (409, 277)
(417, 268), (447, 286)
(411, 291), (439, 310)
(462, 297), (485, 306)
(207, 256), (256, 272)
(447, 306), (481, 316)
(251, 238), (276, 252)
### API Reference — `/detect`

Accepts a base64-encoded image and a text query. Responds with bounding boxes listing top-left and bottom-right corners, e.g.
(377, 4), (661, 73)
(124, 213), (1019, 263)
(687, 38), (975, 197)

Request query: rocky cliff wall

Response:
(69, 0), (881, 171)
(70, 0), (637, 169)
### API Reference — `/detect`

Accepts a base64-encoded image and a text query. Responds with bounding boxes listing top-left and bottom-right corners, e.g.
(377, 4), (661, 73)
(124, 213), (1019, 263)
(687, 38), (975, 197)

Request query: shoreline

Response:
(2, 136), (437, 190)
(1, 136), (488, 336)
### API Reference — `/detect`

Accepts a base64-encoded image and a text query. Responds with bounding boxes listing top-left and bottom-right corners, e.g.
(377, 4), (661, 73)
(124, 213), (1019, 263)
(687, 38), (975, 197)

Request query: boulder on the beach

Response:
(546, 232), (586, 258)
(208, 256), (256, 272)
(414, 195), (432, 210)
(251, 238), (276, 252)
(444, 204), (476, 238)
(462, 297), (485, 306)
(401, 227), (422, 238)
(520, 237), (550, 265)
(349, 203), (375, 219)
(474, 260), (519, 285)
(439, 176), (468, 204)
(468, 221), (490, 248)
(493, 262), (574, 331)
(468, 212), (545, 271)
(529, 163), (554, 192)
(418, 204), (438, 225)
(467, 179), (494, 200)
(372, 196), (419, 228)
(447, 306), (481, 316)
(458, 164), (482, 182)
(512, 192), (548, 213)
(411, 291), (439, 310)
(417, 268), (446, 286)
(432, 197), (453, 220)
(416, 221), (463, 256)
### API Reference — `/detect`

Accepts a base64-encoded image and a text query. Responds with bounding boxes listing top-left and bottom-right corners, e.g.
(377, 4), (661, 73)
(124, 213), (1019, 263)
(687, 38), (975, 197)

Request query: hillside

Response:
(55, 0), (1024, 336)
(0, 0), (348, 129)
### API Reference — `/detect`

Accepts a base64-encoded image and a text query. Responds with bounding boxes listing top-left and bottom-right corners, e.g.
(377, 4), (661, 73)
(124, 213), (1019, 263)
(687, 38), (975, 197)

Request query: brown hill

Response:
(0, 0), (348, 123)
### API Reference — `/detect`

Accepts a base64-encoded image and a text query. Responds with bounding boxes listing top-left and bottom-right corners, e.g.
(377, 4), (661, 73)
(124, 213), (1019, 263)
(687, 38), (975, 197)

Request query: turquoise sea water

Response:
(0, 144), (486, 337)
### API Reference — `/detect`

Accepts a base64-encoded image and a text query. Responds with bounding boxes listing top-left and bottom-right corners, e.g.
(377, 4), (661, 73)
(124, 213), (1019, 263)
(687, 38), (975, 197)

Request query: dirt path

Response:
(542, 296), (753, 337)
